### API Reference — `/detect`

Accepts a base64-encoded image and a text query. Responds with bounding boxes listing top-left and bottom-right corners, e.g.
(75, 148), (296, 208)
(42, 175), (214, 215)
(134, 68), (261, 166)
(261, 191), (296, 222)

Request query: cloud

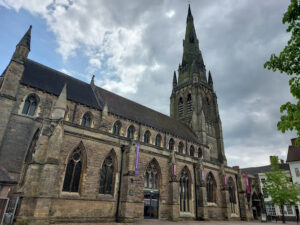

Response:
(0, 0), (296, 167)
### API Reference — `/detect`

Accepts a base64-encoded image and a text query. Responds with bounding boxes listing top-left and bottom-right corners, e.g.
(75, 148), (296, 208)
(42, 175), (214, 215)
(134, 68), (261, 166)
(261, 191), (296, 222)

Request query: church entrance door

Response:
(144, 190), (159, 219)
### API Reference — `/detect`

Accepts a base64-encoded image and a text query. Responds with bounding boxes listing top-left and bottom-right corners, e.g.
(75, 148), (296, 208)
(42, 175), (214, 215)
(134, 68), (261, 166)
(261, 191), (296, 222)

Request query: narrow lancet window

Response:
(169, 138), (175, 151)
(178, 142), (184, 154)
(22, 94), (38, 116)
(206, 172), (217, 203)
(127, 125), (135, 139)
(190, 145), (195, 157)
(178, 97), (183, 117)
(155, 134), (162, 147)
(144, 130), (151, 144)
(81, 113), (91, 127)
(113, 121), (122, 135)
(180, 167), (190, 212)
(99, 156), (114, 194)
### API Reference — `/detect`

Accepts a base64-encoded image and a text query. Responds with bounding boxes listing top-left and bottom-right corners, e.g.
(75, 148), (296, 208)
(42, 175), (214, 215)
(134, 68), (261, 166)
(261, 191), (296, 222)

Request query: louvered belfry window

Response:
(62, 147), (83, 192)
(22, 94), (37, 116)
(99, 156), (114, 194)
(187, 94), (192, 114)
(180, 167), (190, 212)
(178, 97), (184, 117)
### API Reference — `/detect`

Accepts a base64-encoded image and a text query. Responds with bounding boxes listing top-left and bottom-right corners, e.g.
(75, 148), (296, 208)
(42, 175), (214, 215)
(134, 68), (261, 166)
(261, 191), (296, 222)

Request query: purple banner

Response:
(173, 163), (176, 175)
(135, 142), (140, 176)
(201, 169), (205, 181)
(244, 172), (250, 194)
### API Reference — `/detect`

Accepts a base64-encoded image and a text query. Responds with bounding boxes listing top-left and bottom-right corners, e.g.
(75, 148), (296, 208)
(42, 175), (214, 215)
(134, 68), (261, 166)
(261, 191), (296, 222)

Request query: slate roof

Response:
(93, 86), (199, 142)
(286, 138), (300, 163)
(21, 59), (100, 109)
(20, 59), (199, 143)
(0, 167), (17, 184)
(242, 163), (290, 175)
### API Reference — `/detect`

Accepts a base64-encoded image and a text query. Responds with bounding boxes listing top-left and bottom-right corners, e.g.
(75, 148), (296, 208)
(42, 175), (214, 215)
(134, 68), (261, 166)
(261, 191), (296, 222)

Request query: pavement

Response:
(53, 220), (300, 225)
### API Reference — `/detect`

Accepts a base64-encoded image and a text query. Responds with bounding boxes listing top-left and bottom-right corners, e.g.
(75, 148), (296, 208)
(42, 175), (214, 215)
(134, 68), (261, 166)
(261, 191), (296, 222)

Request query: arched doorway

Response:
(252, 192), (261, 219)
(144, 159), (160, 219)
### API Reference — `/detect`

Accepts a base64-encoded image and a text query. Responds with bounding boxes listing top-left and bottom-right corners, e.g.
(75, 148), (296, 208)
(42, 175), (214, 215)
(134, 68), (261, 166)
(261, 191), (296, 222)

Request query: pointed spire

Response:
(173, 71), (177, 87)
(18, 25), (32, 50)
(187, 4), (193, 22)
(51, 84), (67, 119)
(13, 25), (32, 61)
(208, 71), (213, 88)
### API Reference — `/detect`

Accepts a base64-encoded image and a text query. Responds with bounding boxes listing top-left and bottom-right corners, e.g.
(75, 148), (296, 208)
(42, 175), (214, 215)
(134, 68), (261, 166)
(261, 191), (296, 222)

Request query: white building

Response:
(286, 138), (300, 218)
(243, 160), (296, 221)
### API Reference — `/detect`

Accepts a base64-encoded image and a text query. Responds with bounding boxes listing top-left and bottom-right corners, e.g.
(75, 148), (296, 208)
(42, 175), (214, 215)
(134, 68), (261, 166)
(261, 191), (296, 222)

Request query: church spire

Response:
(178, 4), (205, 84)
(13, 25), (32, 61)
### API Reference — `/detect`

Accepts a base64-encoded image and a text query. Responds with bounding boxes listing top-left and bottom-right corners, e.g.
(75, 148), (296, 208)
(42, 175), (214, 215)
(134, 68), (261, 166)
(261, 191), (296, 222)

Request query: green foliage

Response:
(264, 156), (300, 207)
(264, 0), (300, 145)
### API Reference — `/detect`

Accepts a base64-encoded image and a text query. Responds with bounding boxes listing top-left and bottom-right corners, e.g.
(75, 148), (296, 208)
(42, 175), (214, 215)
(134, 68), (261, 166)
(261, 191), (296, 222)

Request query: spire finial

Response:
(13, 25), (32, 61)
(18, 25), (32, 50)
(208, 71), (213, 88)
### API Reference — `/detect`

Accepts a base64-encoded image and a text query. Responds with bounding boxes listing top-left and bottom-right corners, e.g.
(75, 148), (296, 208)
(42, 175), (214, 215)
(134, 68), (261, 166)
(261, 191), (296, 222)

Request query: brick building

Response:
(0, 5), (261, 224)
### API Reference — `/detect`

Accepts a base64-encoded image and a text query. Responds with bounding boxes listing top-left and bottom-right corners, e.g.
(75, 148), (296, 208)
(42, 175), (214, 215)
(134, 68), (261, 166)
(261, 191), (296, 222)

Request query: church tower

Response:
(170, 5), (226, 164)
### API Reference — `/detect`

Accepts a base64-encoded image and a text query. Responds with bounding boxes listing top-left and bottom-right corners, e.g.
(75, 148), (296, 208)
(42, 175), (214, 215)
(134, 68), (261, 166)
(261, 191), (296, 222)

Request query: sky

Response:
(0, 0), (296, 168)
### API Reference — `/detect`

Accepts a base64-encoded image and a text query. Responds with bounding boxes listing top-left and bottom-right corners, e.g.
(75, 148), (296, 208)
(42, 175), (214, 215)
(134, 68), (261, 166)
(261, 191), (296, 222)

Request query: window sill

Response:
(180, 212), (192, 217)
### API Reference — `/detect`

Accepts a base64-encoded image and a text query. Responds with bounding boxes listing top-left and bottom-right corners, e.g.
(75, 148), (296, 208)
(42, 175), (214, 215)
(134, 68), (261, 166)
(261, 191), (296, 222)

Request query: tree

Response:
(263, 156), (300, 223)
(264, 0), (300, 145)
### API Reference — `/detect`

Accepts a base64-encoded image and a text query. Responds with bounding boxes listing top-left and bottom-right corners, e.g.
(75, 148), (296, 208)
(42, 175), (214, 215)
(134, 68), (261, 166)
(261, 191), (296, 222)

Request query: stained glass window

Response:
(113, 121), (122, 135)
(99, 156), (114, 194)
(81, 113), (91, 127)
(62, 147), (83, 192)
(144, 131), (151, 144)
(144, 161), (158, 190)
(169, 138), (174, 151)
(22, 94), (37, 116)
(155, 134), (162, 147)
(206, 172), (216, 203)
(127, 125), (135, 139)
(180, 167), (190, 212)
(178, 142), (184, 154)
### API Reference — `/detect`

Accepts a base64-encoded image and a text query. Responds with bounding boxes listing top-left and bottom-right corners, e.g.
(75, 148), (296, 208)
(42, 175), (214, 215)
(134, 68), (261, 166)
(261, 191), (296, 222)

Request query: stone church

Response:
(0, 5), (263, 224)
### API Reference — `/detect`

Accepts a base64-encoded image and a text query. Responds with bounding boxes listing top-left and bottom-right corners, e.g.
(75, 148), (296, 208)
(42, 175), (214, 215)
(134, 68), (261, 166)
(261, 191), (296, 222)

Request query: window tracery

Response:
(22, 94), (38, 116)
(206, 172), (216, 203)
(81, 113), (92, 127)
(99, 156), (114, 194)
(62, 147), (84, 192)
(144, 161), (158, 189)
(180, 167), (190, 212)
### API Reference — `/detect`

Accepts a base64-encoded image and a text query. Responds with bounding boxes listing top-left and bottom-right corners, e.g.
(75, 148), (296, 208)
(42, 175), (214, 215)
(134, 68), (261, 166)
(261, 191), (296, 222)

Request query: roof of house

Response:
(20, 59), (200, 143)
(0, 167), (17, 184)
(286, 139), (300, 163)
(242, 163), (290, 175)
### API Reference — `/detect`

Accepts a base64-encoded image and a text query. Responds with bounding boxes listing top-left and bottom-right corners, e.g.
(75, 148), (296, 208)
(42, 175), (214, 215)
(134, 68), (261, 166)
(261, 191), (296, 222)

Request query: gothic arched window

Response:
(198, 147), (203, 158)
(113, 121), (122, 135)
(62, 146), (84, 193)
(81, 113), (92, 127)
(155, 134), (162, 147)
(127, 125), (135, 139)
(228, 177), (236, 213)
(19, 129), (40, 186)
(144, 130), (151, 144)
(190, 145), (195, 157)
(206, 172), (217, 203)
(144, 161), (158, 189)
(178, 97), (183, 117)
(99, 156), (114, 194)
(178, 142), (184, 154)
(180, 167), (190, 212)
(169, 138), (175, 151)
(187, 94), (192, 114)
(22, 94), (38, 116)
